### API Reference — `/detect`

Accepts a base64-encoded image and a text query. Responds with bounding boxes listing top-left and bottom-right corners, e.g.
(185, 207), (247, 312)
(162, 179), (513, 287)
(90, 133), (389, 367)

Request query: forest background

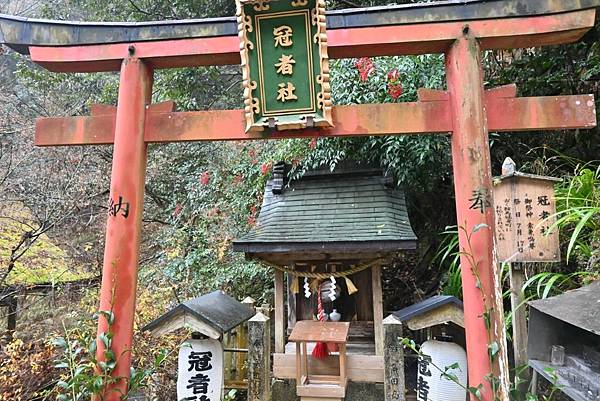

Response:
(0, 0), (599, 399)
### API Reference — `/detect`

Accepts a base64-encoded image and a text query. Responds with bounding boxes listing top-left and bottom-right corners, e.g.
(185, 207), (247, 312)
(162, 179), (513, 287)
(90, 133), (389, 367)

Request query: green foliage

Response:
(332, 56), (445, 104)
(154, 67), (243, 111)
(15, 64), (118, 114)
(522, 270), (593, 301)
(39, 0), (236, 20)
(53, 312), (168, 401)
(52, 311), (122, 400)
(143, 141), (281, 302)
(0, 204), (93, 285)
(582, 30), (600, 81)
(53, 327), (102, 400)
(433, 225), (462, 299)
(298, 56), (450, 192)
(552, 162), (600, 266)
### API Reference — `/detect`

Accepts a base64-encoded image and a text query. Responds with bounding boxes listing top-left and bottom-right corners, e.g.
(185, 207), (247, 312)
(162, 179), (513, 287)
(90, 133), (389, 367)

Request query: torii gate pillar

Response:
(95, 57), (153, 400)
(2, 4), (597, 401)
(447, 34), (510, 397)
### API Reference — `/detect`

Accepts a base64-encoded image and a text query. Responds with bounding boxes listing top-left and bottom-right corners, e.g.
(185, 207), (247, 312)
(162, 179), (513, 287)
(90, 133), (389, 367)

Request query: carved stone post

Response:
(383, 314), (405, 401)
(248, 312), (271, 401)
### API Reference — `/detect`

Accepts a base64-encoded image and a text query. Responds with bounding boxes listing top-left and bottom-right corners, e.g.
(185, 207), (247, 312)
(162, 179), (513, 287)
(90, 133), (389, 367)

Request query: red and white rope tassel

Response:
(312, 283), (330, 359)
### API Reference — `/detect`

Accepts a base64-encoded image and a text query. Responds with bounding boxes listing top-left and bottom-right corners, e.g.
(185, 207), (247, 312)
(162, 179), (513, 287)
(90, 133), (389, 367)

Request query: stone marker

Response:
(248, 312), (271, 401)
(383, 314), (405, 401)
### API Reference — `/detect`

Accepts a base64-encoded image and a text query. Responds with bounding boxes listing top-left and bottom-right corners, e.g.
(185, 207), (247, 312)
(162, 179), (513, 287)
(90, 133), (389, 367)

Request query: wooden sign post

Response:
(493, 157), (561, 263)
(492, 157), (562, 396)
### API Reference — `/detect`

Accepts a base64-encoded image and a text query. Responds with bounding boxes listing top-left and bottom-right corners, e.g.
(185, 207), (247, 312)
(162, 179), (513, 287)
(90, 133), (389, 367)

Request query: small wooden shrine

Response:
(141, 291), (256, 397)
(528, 281), (600, 401)
(290, 321), (350, 401)
(233, 163), (417, 399)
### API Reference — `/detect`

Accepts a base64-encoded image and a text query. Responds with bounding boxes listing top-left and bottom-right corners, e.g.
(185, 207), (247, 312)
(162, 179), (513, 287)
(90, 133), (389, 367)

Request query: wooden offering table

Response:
(289, 321), (350, 401)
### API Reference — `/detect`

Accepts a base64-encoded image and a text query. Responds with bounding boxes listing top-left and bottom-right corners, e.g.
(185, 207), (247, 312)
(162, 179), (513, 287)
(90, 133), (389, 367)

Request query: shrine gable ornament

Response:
(236, 0), (333, 132)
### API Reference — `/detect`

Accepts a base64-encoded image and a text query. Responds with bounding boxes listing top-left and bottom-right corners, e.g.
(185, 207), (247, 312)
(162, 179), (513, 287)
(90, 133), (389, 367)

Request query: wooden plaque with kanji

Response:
(493, 173), (561, 263)
(236, 0), (333, 132)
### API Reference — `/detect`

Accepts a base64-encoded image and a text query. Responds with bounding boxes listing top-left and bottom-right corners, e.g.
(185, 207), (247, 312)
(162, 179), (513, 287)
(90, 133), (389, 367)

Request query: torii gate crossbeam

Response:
(1, 1), (598, 400)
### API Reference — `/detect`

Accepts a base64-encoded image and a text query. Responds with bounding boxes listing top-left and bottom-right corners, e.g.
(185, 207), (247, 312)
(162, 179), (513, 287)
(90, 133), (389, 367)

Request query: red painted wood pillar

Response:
(446, 33), (510, 400)
(94, 57), (152, 401)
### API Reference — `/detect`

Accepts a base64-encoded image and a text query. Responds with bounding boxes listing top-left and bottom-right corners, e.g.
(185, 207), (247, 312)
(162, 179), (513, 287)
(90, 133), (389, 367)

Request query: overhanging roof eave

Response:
(232, 239), (418, 254)
(2, 0), (600, 54)
(141, 304), (228, 334)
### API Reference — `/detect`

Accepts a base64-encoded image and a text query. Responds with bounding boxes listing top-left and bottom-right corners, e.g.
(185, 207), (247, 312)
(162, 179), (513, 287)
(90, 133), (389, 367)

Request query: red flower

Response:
(387, 68), (400, 84)
(387, 83), (403, 99)
(250, 205), (257, 215)
(355, 57), (375, 82)
(248, 149), (256, 159)
(173, 203), (182, 217)
(309, 138), (317, 150)
(386, 68), (403, 99)
(233, 174), (244, 185)
(261, 162), (272, 176)
(200, 171), (210, 185)
(247, 216), (256, 226)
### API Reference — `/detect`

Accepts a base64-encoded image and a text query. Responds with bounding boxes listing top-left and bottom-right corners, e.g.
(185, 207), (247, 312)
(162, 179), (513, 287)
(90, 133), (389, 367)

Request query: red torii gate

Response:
(1, 2), (598, 400)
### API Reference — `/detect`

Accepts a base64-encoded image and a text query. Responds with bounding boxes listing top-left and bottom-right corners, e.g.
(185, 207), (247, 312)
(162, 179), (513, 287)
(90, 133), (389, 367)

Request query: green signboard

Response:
(236, 0), (333, 132)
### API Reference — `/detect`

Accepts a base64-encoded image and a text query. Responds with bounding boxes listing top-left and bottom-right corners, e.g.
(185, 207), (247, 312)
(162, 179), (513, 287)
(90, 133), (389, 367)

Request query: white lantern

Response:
(177, 339), (224, 401)
(417, 339), (468, 401)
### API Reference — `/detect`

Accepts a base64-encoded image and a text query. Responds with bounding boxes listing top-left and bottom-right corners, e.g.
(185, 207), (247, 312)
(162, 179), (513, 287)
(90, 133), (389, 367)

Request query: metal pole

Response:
(94, 56), (152, 401)
(446, 32), (510, 401)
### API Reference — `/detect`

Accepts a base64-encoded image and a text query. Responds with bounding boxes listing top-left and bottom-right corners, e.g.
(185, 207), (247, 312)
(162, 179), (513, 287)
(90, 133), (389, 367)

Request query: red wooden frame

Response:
(23, 7), (598, 401)
(35, 94), (596, 146)
(29, 9), (594, 72)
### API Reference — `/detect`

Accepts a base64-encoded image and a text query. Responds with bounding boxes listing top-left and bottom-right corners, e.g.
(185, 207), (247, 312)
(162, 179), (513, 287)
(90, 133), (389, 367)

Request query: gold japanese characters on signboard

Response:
(275, 54), (295, 75)
(492, 158), (562, 263)
(273, 25), (294, 47)
(236, 0), (333, 132)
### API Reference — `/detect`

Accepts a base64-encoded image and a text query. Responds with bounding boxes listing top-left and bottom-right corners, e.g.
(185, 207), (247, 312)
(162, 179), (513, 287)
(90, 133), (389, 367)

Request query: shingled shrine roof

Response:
(528, 281), (600, 336)
(393, 295), (463, 322)
(393, 295), (464, 330)
(232, 166), (417, 255)
(142, 290), (255, 339)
